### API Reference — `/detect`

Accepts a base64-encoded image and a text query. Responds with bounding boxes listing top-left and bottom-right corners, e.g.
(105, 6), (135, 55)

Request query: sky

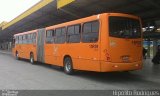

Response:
(0, 0), (41, 23)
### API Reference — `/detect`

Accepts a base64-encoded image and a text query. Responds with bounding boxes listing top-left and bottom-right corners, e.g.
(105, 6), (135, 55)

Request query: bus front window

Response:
(109, 17), (141, 38)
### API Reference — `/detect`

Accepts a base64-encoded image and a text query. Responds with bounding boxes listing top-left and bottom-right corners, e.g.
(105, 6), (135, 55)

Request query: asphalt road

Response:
(0, 52), (160, 90)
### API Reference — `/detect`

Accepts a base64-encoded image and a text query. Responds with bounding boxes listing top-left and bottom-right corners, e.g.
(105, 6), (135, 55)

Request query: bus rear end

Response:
(101, 13), (143, 72)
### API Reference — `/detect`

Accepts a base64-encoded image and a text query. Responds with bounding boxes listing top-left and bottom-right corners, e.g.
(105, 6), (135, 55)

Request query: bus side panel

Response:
(18, 44), (23, 58)
(44, 44), (65, 67)
(44, 44), (54, 65)
(23, 44), (31, 59)
(55, 44), (67, 67)
(22, 44), (28, 59)
(46, 43), (101, 72)
(62, 43), (101, 72)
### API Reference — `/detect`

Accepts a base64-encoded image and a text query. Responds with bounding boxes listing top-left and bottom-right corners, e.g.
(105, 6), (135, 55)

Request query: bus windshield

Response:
(109, 17), (141, 38)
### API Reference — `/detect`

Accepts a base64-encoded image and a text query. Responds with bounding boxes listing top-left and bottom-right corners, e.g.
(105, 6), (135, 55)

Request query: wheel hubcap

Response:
(65, 60), (71, 72)
(30, 56), (33, 63)
(16, 53), (18, 58)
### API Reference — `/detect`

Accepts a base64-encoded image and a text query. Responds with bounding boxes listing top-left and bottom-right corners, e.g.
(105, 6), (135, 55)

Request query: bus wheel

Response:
(30, 53), (35, 64)
(15, 52), (19, 60)
(64, 57), (73, 75)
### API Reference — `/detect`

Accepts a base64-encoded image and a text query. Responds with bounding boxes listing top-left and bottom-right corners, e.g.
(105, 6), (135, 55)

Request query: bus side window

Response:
(27, 34), (30, 44)
(21, 35), (23, 44)
(82, 21), (99, 43)
(29, 34), (32, 44)
(67, 24), (81, 43)
(19, 35), (22, 44)
(20, 35), (22, 44)
(33, 33), (36, 43)
(46, 30), (54, 44)
(25, 34), (28, 44)
(55, 27), (66, 44)
(15, 36), (18, 44)
(22, 35), (26, 44)
(31, 33), (33, 44)
(61, 27), (66, 43)
(18, 36), (20, 44)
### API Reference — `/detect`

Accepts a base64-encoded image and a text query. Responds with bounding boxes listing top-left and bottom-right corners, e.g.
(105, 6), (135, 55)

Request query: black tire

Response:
(15, 52), (19, 60)
(30, 53), (35, 64)
(64, 57), (74, 75)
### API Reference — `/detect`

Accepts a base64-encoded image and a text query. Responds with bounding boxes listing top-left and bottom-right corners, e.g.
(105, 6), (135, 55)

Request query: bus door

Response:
(109, 17), (142, 63)
(37, 28), (45, 63)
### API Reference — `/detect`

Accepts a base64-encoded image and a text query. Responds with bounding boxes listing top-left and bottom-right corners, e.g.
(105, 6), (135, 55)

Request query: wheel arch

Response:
(15, 50), (18, 56)
(30, 51), (33, 55)
(63, 55), (72, 66)
(29, 51), (35, 60)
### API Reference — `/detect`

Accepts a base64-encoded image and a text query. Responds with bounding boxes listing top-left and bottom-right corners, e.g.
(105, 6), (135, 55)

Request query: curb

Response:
(0, 50), (12, 55)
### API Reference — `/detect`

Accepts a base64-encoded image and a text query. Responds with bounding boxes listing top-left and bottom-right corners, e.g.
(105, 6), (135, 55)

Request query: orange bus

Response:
(13, 13), (143, 74)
